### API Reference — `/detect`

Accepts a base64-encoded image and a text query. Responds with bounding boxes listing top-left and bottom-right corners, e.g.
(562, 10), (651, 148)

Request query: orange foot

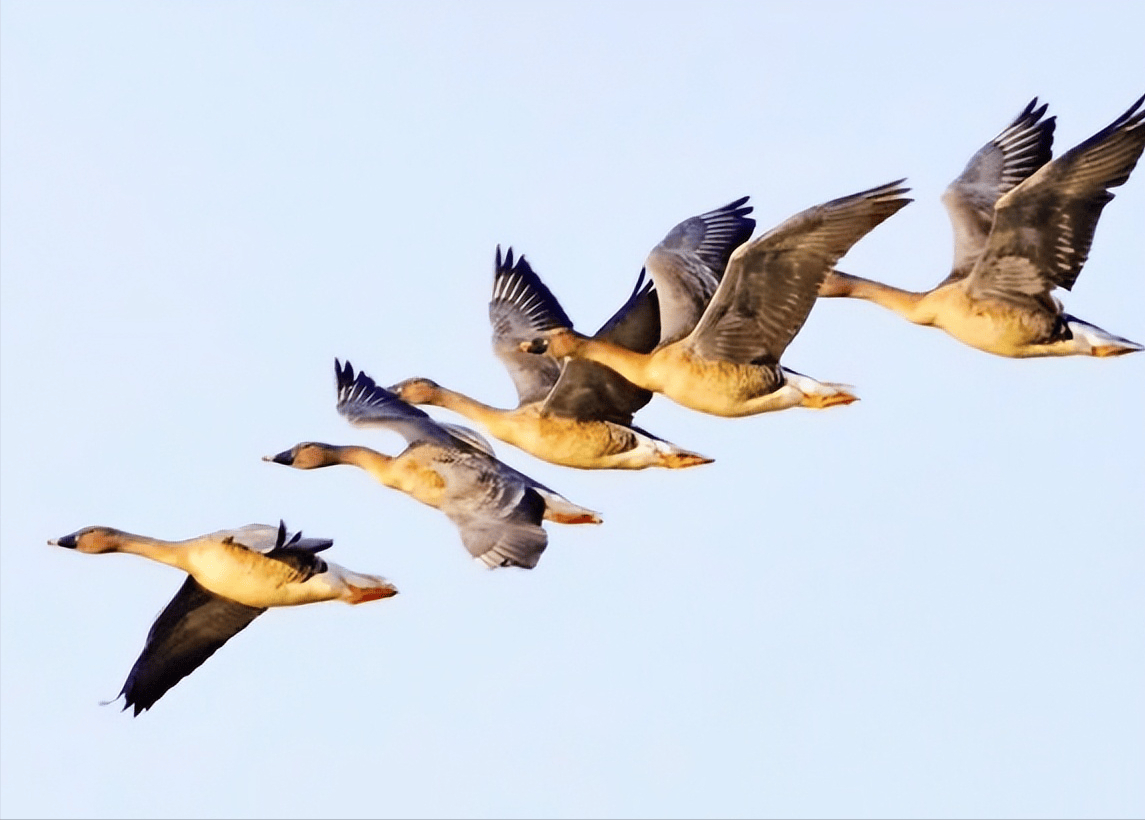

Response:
(347, 582), (399, 604)
(1093, 344), (1141, 358)
(807, 391), (859, 409)
(661, 452), (715, 469)
(547, 511), (603, 525)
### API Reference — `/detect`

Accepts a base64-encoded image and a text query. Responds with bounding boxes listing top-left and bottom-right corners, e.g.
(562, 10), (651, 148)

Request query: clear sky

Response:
(2, 2), (1143, 818)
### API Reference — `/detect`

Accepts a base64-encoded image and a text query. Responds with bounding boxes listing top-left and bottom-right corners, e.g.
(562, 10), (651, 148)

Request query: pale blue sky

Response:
(2, 3), (1143, 818)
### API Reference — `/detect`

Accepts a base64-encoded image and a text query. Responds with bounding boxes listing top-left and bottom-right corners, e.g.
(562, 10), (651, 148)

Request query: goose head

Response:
(264, 442), (342, 470)
(388, 377), (442, 405)
(49, 526), (128, 554)
(519, 328), (582, 358)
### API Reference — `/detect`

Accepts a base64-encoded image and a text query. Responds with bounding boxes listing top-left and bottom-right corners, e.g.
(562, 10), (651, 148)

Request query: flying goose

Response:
(392, 201), (754, 469)
(523, 181), (911, 417)
(819, 95), (1145, 358)
(49, 520), (397, 715)
(267, 359), (601, 570)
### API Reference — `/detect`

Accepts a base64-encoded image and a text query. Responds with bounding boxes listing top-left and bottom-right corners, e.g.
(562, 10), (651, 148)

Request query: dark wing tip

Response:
(1122, 92), (1145, 123)
(722, 194), (753, 216)
(1086, 93), (1145, 142)
(120, 692), (149, 717)
(489, 245), (574, 333)
(336, 357), (388, 401)
(494, 245), (539, 280)
(335, 357), (356, 390)
(630, 266), (655, 298)
(862, 178), (912, 201)
(1019, 96), (1048, 122)
(335, 358), (412, 417)
(495, 244), (517, 273)
(117, 680), (159, 717)
(1017, 96), (1055, 133)
(714, 193), (751, 217)
(98, 691), (137, 716)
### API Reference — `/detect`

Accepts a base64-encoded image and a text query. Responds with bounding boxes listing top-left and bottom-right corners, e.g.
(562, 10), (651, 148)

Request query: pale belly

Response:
(502, 415), (647, 468)
(934, 310), (1048, 357)
(653, 357), (790, 418)
(922, 288), (1049, 357)
(185, 548), (334, 607)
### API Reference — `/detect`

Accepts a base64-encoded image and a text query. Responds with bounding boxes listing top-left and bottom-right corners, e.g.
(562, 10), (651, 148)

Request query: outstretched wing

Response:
(335, 358), (471, 448)
(691, 181), (912, 366)
(488, 246), (570, 405)
(118, 576), (266, 716)
(968, 94), (1145, 300)
(643, 197), (756, 345)
(939, 97), (1056, 285)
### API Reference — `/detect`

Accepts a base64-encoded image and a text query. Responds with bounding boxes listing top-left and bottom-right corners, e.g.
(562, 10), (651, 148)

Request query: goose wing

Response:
(204, 521), (332, 583)
(543, 270), (659, 424)
(967, 95), (1145, 301)
(939, 98), (1056, 285)
(335, 358), (492, 451)
(690, 181), (912, 367)
(118, 576), (266, 715)
(643, 197), (756, 345)
(203, 522), (333, 557)
(257, 520), (333, 581)
(428, 450), (549, 569)
(201, 523), (281, 550)
(489, 246), (571, 406)
(445, 484), (549, 570)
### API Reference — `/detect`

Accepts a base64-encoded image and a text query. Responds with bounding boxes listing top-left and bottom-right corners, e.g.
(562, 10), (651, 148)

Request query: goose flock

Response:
(51, 94), (1145, 715)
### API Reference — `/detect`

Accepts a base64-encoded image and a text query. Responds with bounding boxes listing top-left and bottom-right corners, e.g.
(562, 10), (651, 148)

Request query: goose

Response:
(523, 180), (911, 418)
(49, 520), (397, 715)
(267, 359), (601, 570)
(819, 95), (1145, 358)
(392, 199), (754, 469)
